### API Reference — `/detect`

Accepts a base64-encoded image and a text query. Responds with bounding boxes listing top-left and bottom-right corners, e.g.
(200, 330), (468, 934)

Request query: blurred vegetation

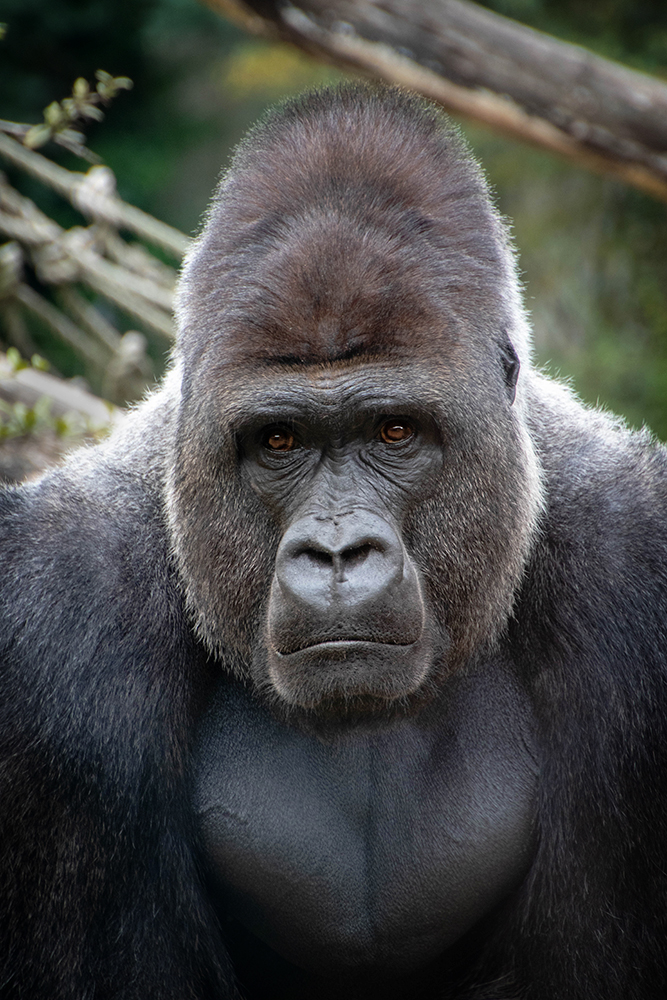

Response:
(1, 0), (667, 435)
(479, 0), (667, 72)
(476, 0), (667, 434)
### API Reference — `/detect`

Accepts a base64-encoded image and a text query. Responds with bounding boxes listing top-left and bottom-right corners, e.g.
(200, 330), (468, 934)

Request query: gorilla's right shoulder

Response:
(0, 450), (167, 597)
(0, 449), (192, 734)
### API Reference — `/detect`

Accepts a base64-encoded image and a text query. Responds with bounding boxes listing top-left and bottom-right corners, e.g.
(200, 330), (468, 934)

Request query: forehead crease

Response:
(216, 363), (450, 426)
(208, 207), (455, 365)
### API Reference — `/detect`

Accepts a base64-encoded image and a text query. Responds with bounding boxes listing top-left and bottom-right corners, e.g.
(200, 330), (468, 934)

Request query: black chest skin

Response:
(194, 660), (539, 985)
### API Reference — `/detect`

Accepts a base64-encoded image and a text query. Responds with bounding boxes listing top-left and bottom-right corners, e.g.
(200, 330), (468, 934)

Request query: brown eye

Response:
(379, 420), (414, 444)
(264, 428), (295, 452)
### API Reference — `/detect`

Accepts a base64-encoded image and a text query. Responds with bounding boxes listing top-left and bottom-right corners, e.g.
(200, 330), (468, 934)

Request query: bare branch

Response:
(0, 132), (191, 258)
(14, 284), (109, 367)
(206, 0), (667, 202)
(0, 350), (122, 426)
(0, 174), (177, 341)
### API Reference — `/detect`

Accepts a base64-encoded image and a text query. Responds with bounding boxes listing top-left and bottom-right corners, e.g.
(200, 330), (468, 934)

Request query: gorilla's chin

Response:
(263, 632), (441, 715)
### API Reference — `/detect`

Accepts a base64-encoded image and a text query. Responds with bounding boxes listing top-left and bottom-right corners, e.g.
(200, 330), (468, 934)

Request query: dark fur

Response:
(2, 84), (667, 999)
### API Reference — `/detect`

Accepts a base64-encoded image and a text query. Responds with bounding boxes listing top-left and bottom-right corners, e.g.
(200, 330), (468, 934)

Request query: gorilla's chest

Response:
(194, 668), (538, 975)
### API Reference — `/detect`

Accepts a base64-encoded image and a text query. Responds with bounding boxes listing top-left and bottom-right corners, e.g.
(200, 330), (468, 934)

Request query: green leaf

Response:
(44, 101), (64, 126)
(80, 105), (105, 122)
(33, 396), (53, 422)
(113, 76), (133, 91)
(12, 402), (28, 429)
(73, 77), (90, 100)
(95, 70), (133, 99)
(6, 347), (27, 372)
(23, 123), (52, 149)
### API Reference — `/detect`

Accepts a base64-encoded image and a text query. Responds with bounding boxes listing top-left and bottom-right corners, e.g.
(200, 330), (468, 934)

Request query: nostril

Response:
(341, 542), (375, 568)
(274, 516), (408, 619)
(299, 548), (334, 568)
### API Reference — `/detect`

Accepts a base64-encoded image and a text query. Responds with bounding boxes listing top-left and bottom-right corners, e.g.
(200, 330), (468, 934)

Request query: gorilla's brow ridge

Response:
(218, 367), (443, 433)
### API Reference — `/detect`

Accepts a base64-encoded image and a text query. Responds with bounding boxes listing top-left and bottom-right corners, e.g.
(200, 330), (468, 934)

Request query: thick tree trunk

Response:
(205, 0), (667, 202)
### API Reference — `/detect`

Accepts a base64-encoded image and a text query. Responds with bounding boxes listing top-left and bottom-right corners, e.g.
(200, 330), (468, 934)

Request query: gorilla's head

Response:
(168, 84), (543, 724)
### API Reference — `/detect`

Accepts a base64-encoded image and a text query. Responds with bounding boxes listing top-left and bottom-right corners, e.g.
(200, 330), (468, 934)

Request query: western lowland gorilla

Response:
(1, 83), (667, 1000)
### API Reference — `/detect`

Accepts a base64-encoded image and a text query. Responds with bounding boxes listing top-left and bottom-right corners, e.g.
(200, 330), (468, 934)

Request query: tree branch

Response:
(0, 132), (191, 258)
(204, 0), (667, 202)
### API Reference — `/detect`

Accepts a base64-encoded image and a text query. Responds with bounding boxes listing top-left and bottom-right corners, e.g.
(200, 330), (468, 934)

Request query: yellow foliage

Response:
(221, 42), (343, 99)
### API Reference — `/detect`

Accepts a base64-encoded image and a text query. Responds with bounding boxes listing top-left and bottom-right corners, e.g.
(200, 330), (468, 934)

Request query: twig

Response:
(97, 227), (176, 289)
(0, 350), (122, 426)
(0, 175), (176, 340)
(0, 132), (191, 258)
(15, 284), (108, 367)
(81, 267), (175, 339)
(57, 288), (122, 353)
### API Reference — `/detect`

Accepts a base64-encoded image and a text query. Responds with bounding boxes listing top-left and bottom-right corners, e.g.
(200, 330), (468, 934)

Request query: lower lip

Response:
(275, 639), (414, 656)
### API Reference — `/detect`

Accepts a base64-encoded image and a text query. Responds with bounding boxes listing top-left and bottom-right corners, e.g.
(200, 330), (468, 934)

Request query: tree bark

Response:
(204, 0), (667, 203)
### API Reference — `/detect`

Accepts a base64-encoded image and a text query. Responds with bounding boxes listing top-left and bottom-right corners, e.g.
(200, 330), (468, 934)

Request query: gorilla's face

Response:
(237, 363), (445, 714)
(170, 346), (540, 725)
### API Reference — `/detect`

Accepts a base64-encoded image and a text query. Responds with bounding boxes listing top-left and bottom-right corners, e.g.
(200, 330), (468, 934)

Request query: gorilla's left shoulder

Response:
(566, 425), (667, 562)
(521, 408), (667, 685)
(532, 386), (667, 560)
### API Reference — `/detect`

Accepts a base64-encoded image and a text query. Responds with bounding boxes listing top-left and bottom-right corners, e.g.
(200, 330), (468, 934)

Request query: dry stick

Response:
(0, 120), (30, 140)
(0, 182), (176, 340)
(0, 177), (62, 231)
(81, 266), (175, 339)
(0, 132), (191, 258)
(0, 350), (122, 426)
(15, 284), (108, 367)
(0, 206), (59, 247)
(1, 301), (35, 357)
(98, 227), (176, 289)
(209, 0), (667, 203)
(57, 288), (123, 353)
(79, 252), (174, 313)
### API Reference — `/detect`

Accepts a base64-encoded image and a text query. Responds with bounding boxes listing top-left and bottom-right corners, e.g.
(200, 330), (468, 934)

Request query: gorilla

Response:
(1, 84), (667, 1000)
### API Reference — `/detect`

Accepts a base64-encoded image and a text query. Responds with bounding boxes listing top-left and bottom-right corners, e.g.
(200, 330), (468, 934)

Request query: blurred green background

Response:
(2, 0), (667, 434)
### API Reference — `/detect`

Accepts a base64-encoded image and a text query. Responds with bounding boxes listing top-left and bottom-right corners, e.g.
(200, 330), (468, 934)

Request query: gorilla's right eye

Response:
(379, 419), (415, 444)
(262, 427), (295, 452)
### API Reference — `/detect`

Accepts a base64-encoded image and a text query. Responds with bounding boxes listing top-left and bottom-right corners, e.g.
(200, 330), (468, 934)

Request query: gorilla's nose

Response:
(275, 511), (404, 610)
(269, 511), (424, 653)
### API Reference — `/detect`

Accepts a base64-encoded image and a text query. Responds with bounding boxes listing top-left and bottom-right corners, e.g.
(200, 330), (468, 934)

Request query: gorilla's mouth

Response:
(274, 637), (419, 656)
(264, 630), (437, 712)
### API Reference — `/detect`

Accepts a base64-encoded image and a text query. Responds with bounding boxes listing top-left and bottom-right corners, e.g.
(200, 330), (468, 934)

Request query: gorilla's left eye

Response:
(263, 427), (295, 452)
(379, 419), (415, 444)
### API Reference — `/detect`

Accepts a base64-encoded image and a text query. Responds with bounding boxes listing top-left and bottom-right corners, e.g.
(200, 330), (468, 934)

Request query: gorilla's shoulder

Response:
(0, 439), (168, 589)
(1, 376), (179, 580)
(529, 373), (667, 515)
(518, 376), (667, 666)
(0, 391), (190, 710)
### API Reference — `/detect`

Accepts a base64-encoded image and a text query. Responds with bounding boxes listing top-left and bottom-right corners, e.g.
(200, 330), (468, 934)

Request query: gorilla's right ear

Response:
(499, 336), (520, 405)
